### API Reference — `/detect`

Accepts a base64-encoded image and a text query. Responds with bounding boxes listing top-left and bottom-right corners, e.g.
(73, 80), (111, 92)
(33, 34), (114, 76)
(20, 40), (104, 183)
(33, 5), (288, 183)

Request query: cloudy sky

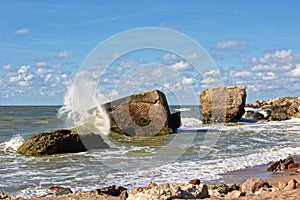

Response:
(1, 0), (300, 105)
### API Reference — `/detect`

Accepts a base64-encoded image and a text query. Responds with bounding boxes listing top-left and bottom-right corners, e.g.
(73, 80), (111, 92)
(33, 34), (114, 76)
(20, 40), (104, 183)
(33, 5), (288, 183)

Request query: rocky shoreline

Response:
(2, 156), (300, 200)
(1, 172), (300, 200)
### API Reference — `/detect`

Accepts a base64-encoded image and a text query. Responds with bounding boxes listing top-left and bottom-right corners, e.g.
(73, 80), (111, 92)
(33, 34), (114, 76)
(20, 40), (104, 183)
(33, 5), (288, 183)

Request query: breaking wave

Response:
(58, 71), (110, 136)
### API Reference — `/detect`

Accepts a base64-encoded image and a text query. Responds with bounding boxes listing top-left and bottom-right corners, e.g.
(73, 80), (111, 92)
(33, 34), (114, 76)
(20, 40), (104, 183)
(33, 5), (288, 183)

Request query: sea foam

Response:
(2, 134), (24, 152)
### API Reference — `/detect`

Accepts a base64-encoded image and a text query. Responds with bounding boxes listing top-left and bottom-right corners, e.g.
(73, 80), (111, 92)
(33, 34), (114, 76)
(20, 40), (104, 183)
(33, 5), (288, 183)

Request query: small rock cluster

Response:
(246, 97), (300, 121)
(127, 176), (300, 199)
(267, 156), (299, 172)
(128, 180), (208, 200)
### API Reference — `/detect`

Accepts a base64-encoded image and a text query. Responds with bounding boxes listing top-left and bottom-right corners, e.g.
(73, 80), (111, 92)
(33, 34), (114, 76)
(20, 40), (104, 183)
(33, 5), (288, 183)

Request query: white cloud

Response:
(201, 69), (223, 86)
(44, 74), (52, 82)
(17, 81), (30, 87)
(229, 70), (252, 78)
(61, 74), (67, 79)
(186, 53), (198, 60)
(52, 64), (62, 69)
(170, 61), (191, 71)
(18, 65), (30, 74)
(257, 72), (277, 80)
(286, 64), (300, 77)
(181, 77), (195, 85)
(16, 28), (29, 35)
(162, 53), (178, 61)
(35, 68), (45, 75)
(3, 64), (11, 70)
(214, 40), (246, 50)
(203, 69), (219, 77)
(111, 53), (121, 59)
(57, 51), (72, 58)
(36, 61), (46, 67)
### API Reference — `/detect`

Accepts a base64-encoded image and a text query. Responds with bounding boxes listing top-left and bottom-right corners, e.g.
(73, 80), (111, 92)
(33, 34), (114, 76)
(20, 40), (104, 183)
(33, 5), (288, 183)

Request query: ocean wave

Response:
(1, 134), (24, 152)
(174, 107), (191, 112)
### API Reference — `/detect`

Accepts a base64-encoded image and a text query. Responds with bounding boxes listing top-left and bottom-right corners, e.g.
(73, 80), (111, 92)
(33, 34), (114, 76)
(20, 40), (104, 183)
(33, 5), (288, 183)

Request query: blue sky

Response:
(1, 0), (300, 105)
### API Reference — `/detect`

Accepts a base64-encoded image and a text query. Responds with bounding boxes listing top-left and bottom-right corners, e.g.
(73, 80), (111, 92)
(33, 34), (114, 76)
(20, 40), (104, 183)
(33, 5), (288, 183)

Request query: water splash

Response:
(58, 71), (110, 136)
(2, 134), (24, 152)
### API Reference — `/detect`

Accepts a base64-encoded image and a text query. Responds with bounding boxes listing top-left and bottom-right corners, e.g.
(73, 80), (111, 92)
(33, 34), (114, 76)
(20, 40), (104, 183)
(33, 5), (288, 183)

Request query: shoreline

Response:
(2, 163), (300, 200)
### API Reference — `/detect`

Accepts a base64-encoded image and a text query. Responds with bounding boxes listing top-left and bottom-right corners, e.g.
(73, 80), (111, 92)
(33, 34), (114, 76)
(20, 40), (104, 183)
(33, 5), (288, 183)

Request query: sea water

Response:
(1, 105), (300, 198)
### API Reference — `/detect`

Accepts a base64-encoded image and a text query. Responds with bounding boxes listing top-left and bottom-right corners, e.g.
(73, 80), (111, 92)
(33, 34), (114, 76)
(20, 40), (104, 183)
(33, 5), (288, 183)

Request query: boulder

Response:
(241, 177), (265, 194)
(267, 156), (295, 172)
(17, 129), (110, 156)
(246, 97), (300, 121)
(284, 179), (298, 190)
(103, 90), (181, 136)
(200, 85), (246, 123)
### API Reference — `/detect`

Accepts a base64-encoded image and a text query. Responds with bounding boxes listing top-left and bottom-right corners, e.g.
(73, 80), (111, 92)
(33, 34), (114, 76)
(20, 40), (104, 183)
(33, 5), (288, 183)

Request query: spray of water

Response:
(58, 71), (111, 136)
(2, 134), (24, 152)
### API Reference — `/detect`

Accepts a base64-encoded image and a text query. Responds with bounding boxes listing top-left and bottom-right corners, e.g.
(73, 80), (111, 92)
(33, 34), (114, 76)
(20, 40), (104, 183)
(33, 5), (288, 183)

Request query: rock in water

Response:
(103, 90), (181, 136)
(200, 85), (246, 123)
(247, 97), (300, 121)
(17, 129), (109, 156)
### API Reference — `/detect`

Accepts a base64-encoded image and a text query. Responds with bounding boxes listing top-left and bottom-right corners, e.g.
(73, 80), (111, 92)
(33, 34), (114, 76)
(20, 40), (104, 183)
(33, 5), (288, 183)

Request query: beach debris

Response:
(200, 85), (246, 123)
(267, 155), (296, 172)
(189, 179), (201, 185)
(48, 186), (73, 195)
(241, 177), (267, 194)
(128, 182), (209, 200)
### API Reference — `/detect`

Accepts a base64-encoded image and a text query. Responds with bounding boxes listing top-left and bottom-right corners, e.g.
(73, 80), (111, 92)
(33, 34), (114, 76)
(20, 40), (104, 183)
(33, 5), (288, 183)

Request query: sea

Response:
(1, 105), (300, 198)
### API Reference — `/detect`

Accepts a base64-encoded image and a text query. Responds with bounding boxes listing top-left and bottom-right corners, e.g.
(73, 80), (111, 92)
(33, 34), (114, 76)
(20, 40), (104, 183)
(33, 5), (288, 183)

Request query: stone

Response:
(200, 85), (246, 123)
(227, 190), (243, 198)
(48, 186), (72, 195)
(147, 182), (158, 188)
(267, 156), (295, 172)
(103, 90), (181, 136)
(241, 177), (265, 194)
(288, 163), (299, 169)
(17, 129), (109, 156)
(100, 185), (128, 197)
(128, 183), (209, 200)
(278, 181), (288, 190)
(246, 97), (300, 121)
(284, 179), (298, 190)
(189, 179), (201, 185)
(0, 192), (8, 199)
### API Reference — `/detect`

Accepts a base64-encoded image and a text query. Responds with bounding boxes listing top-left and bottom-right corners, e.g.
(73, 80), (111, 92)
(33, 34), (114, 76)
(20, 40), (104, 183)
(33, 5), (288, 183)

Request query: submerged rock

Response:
(17, 129), (109, 156)
(103, 89), (181, 136)
(200, 85), (246, 123)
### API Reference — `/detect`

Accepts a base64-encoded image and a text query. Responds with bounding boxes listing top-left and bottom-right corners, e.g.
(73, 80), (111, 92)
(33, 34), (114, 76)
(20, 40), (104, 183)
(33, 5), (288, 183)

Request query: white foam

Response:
(180, 117), (202, 129)
(174, 107), (191, 112)
(58, 71), (110, 136)
(244, 107), (269, 118)
(1, 135), (24, 152)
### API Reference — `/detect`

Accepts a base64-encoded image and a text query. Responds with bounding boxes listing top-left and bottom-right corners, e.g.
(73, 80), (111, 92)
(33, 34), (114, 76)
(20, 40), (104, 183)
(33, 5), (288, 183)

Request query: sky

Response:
(1, 0), (300, 105)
